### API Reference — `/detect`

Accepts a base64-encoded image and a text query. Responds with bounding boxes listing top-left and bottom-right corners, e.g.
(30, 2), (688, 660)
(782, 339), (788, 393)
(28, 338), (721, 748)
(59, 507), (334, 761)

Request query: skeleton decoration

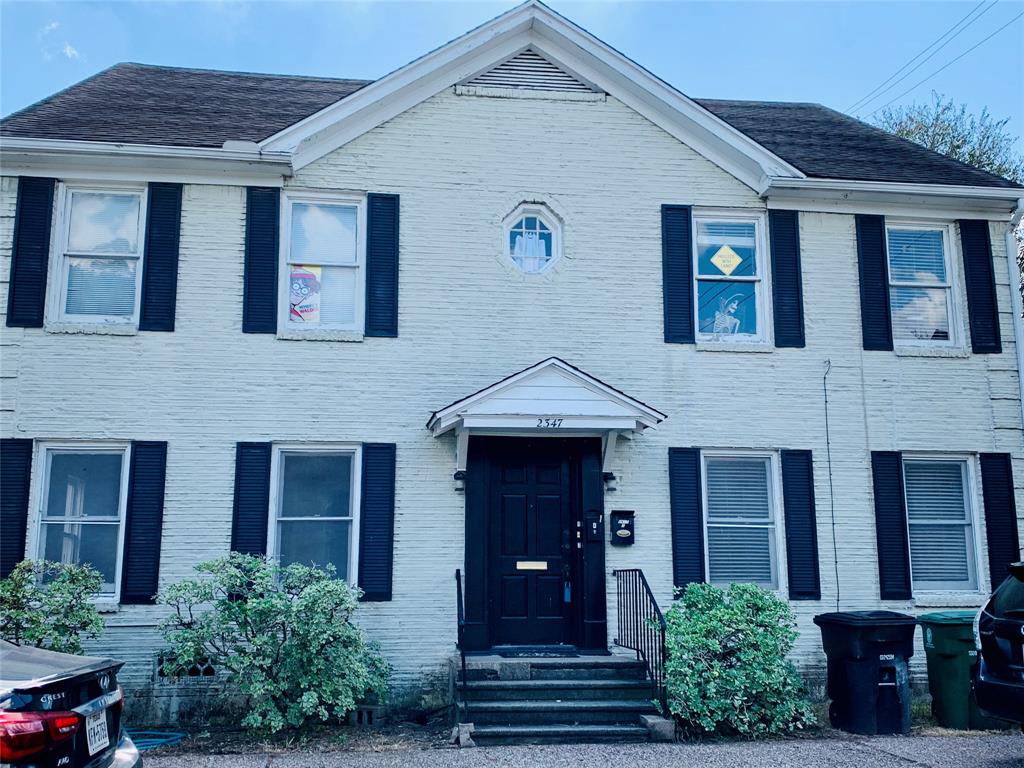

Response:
(712, 294), (743, 334)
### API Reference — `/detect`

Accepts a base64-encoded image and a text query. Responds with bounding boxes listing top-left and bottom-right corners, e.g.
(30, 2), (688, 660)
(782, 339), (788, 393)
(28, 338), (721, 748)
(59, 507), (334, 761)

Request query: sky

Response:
(1, 1), (1022, 150)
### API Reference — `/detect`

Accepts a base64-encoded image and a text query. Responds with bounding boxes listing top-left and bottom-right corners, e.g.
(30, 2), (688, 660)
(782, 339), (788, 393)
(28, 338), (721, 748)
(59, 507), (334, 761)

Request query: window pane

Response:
(509, 217), (553, 273)
(708, 526), (775, 587)
(904, 461), (967, 521)
(65, 257), (137, 317)
(290, 203), (357, 265)
(67, 192), (141, 255)
(697, 280), (757, 335)
(287, 265), (356, 326)
(46, 453), (123, 518)
(280, 453), (352, 518)
(696, 220), (757, 277)
(278, 519), (351, 578)
(41, 521), (119, 592)
(706, 458), (771, 520)
(890, 286), (949, 341)
(909, 524), (972, 586)
(887, 229), (946, 283)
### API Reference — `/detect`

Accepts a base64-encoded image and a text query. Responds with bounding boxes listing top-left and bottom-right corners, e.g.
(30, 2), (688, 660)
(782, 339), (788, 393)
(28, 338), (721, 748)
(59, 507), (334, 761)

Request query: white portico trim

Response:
(427, 357), (667, 483)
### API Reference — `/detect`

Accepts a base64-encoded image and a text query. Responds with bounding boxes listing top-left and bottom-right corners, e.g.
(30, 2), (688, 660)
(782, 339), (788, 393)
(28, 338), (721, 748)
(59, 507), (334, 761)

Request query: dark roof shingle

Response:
(695, 98), (1020, 189)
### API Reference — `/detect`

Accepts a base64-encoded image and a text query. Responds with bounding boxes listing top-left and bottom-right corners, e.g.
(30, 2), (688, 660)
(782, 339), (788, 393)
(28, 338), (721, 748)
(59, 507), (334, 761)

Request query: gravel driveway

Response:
(145, 733), (1023, 768)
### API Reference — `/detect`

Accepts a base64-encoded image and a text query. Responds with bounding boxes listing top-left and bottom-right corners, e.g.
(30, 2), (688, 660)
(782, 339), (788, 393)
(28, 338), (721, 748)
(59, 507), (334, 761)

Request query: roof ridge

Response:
(117, 61), (373, 85)
(695, 97), (826, 108)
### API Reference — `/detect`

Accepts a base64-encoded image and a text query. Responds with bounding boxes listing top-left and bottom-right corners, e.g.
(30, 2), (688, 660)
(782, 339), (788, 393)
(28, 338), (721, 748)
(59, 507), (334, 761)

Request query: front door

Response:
(487, 439), (577, 647)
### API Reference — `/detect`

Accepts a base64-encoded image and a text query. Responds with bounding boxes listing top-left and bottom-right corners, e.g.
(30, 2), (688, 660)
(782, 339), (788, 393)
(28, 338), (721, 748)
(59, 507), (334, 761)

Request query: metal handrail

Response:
(454, 569), (469, 719)
(612, 568), (669, 717)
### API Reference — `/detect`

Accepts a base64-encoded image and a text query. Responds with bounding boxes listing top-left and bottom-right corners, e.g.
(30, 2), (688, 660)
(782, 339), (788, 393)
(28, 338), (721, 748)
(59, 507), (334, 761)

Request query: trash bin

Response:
(814, 610), (917, 735)
(919, 611), (1011, 730)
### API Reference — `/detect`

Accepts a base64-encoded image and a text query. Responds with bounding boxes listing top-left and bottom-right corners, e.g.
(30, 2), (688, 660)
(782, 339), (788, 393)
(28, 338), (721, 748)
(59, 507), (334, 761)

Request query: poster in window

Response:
(290, 265), (321, 323)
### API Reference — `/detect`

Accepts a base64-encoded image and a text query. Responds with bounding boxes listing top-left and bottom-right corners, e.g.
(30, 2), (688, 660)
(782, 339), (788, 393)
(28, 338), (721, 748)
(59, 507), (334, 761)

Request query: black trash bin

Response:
(814, 610), (917, 735)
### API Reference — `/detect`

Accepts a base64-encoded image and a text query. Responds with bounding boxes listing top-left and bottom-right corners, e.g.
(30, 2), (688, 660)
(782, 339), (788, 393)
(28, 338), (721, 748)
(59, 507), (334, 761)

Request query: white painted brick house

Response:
(2, 1), (1023, 722)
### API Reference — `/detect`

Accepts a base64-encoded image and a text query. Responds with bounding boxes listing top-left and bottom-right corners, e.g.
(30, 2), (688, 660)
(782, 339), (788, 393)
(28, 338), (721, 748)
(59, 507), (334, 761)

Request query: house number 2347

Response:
(537, 418), (564, 428)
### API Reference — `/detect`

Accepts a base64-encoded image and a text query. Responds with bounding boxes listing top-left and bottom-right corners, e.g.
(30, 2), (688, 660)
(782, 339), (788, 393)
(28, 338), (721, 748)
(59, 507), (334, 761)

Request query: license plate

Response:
(86, 709), (109, 756)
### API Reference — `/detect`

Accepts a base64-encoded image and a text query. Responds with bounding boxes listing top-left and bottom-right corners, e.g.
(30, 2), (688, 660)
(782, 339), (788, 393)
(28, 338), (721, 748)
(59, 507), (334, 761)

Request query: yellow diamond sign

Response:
(710, 244), (743, 276)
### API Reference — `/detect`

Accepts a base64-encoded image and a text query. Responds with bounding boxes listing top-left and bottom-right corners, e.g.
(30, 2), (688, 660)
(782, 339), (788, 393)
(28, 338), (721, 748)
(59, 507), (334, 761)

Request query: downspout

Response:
(1005, 198), (1024, 427)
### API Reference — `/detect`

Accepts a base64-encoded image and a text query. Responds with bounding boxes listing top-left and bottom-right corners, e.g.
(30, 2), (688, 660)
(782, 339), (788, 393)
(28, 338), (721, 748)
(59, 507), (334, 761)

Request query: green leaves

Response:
(664, 582), (815, 739)
(0, 560), (106, 655)
(158, 553), (389, 735)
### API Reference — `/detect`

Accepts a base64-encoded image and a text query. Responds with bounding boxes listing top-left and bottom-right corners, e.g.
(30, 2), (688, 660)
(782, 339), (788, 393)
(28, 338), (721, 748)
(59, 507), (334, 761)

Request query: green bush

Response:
(159, 553), (389, 734)
(0, 560), (105, 655)
(664, 582), (815, 738)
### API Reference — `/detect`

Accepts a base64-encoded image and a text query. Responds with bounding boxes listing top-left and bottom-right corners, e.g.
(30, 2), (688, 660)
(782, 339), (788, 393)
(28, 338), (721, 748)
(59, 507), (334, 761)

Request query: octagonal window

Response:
(504, 205), (561, 274)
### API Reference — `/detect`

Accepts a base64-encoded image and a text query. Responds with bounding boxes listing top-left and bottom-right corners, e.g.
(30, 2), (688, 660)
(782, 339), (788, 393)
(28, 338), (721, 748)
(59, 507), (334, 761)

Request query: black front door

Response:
(487, 439), (576, 646)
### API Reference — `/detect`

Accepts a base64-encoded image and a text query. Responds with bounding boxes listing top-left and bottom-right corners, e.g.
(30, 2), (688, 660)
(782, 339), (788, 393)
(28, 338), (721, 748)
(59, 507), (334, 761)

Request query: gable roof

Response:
(696, 99), (1020, 189)
(0, 62), (370, 148)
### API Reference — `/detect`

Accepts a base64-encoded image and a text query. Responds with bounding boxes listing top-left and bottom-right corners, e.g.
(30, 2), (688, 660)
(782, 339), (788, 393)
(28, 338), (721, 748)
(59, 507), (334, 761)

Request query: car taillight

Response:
(0, 710), (81, 761)
(114, 685), (125, 715)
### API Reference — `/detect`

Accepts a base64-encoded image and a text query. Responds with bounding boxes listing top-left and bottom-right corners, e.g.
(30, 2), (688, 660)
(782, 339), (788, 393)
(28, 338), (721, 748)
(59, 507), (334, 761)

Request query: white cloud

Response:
(68, 194), (140, 253)
(41, 21), (59, 35)
(62, 43), (79, 60)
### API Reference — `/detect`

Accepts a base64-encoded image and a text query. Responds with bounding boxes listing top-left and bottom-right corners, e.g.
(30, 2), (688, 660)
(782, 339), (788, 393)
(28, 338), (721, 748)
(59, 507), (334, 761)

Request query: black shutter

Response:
(856, 214), (893, 351)
(668, 447), (704, 588)
(770, 210), (806, 348)
(365, 193), (399, 337)
(980, 453), (1020, 588)
(120, 441), (167, 604)
(230, 442), (272, 555)
(6, 177), (55, 328)
(662, 205), (695, 344)
(358, 443), (396, 601)
(959, 220), (1002, 354)
(781, 450), (820, 600)
(871, 451), (911, 600)
(0, 439), (33, 577)
(242, 187), (280, 334)
(139, 183), (183, 332)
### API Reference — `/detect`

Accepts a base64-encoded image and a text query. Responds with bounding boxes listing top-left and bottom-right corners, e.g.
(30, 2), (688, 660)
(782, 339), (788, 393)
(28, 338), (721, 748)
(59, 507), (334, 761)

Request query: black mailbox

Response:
(610, 510), (635, 546)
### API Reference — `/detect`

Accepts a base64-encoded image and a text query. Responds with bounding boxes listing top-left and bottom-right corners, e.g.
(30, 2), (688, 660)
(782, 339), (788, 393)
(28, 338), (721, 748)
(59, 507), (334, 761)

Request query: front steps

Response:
(457, 655), (666, 745)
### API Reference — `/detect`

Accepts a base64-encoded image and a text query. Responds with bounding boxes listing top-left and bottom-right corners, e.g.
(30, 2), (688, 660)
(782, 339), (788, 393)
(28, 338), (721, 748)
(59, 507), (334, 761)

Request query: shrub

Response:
(159, 553), (389, 734)
(664, 582), (815, 738)
(0, 560), (105, 655)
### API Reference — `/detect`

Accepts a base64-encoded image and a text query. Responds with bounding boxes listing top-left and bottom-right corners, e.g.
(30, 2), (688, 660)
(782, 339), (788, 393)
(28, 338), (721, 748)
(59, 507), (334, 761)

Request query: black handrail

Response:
(454, 569), (469, 719)
(613, 568), (669, 717)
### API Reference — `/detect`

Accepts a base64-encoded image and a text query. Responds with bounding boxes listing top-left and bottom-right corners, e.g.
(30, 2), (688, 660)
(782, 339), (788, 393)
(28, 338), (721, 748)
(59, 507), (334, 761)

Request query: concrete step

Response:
(470, 723), (650, 746)
(462, 678), (654, 702)
(460, 699), (658, 726)
(462, 656), (648, 682)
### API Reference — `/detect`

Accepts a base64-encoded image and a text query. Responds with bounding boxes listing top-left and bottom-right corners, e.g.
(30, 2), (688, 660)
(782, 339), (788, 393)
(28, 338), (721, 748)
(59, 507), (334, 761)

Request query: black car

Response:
(0, 641), (141, 767)
(975, 562), (1024, 723)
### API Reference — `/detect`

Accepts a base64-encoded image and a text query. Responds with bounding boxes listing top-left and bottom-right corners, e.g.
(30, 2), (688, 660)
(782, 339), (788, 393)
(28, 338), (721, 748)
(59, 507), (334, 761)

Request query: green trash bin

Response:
(919, 611), (1010, 730)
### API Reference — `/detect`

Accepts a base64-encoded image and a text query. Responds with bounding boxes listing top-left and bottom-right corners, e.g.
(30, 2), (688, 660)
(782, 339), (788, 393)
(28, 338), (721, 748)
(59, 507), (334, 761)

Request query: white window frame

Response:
(884, 221), (961, 349)
(902, 453), (983, 595)
(266, 443), (362, 584)
(693, 209), (771, 345)
(501, 202), (563, 274)
(29, 441), (131, 602)
(700, 449), (787, 594)
(278, 191), (367, 335)
(47, 182), (148, 326)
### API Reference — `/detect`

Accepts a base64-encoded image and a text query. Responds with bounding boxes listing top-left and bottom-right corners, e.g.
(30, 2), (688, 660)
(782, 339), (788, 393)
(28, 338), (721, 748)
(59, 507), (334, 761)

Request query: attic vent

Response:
(466, 49), (596, 92)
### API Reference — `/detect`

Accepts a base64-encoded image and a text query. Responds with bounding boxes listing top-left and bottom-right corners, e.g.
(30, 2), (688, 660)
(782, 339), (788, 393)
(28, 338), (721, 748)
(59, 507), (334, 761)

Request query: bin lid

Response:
(918, 610), (977, 625)
(813, 610), (917, 627)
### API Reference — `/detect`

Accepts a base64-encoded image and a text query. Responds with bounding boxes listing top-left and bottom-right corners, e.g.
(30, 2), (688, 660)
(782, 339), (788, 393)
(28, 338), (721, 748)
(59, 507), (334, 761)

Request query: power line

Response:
(868, 9), (1024, 117)
(848, 0), (997, 113)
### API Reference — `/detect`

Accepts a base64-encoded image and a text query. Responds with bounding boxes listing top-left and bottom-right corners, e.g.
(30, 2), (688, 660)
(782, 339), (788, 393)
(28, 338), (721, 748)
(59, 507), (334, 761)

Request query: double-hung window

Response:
(35, 444), (129, 599)
(903, 457), (978, 592)
(280, 193), (365, 332)
(694, 213), (768, 342)
(53, 185), (147, 324)
(703, 453), (780, 589)
(269, 446), (360, 581)
(886, 224), (956, 345)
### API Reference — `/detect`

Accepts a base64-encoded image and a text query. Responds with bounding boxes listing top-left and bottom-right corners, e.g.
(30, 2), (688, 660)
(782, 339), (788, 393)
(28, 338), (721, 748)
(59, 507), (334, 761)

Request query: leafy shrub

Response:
(159, 553), (389, 734)
(664, 582), (815, 738)
(0, 560), (105, 655)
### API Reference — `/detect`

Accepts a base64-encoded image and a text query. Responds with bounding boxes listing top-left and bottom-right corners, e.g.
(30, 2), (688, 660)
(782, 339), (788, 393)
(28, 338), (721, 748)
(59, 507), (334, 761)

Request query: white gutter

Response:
(1006, 198), (1024, 428)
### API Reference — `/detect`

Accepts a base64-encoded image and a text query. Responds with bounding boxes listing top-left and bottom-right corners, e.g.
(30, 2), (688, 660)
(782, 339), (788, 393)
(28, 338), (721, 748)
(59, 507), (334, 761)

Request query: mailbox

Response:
(610, 510), (635, 546)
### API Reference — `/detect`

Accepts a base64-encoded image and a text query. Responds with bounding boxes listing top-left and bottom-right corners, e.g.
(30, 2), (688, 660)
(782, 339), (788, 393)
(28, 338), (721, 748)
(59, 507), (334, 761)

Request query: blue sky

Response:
(2, 1), (1022, 149)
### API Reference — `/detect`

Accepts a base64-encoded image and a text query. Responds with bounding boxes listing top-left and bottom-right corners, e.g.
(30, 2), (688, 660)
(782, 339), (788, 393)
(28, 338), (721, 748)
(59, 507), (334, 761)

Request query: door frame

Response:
(462, 435), (606, 652)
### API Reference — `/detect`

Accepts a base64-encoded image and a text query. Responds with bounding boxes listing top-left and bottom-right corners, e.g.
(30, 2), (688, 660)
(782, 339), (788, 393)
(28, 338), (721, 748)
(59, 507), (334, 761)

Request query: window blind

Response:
(705, 457), (775, 588)
(904, 460), (975, 589)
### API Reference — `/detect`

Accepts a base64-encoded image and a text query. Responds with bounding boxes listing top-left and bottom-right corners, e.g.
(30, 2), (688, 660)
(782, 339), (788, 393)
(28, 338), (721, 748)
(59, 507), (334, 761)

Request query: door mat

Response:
(496, 650), (580, 658)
